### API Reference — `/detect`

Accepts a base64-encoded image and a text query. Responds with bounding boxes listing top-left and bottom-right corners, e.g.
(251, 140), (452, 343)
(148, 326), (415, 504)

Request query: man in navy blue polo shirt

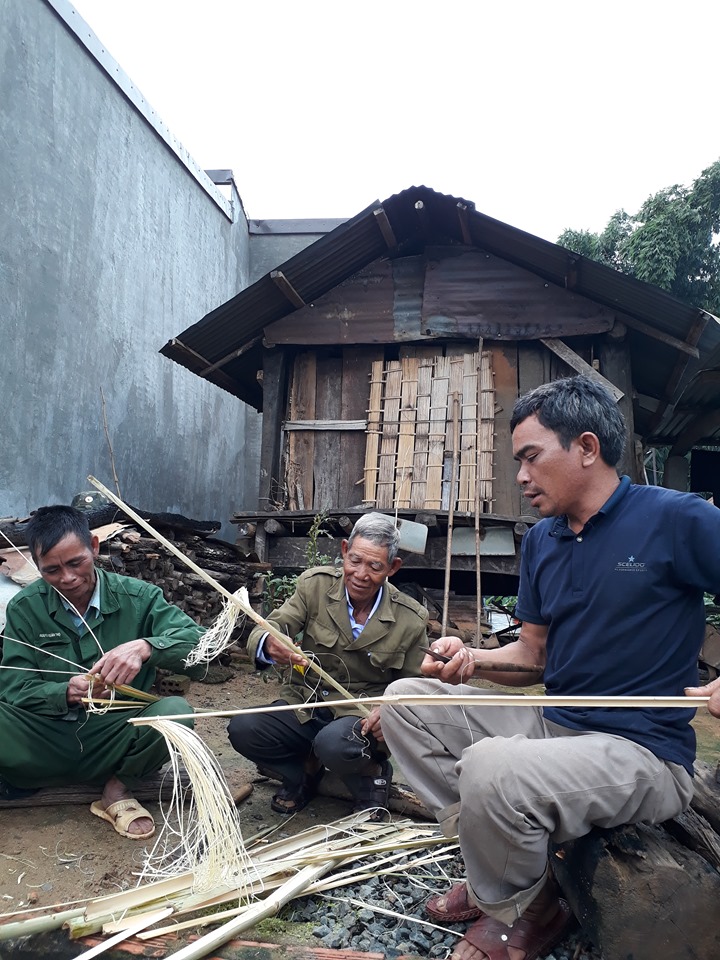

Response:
(381, 374), (720, 960)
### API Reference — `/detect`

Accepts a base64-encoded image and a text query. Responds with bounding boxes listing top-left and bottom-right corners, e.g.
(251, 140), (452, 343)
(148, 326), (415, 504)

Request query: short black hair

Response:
(26, 505), (93, 561)
(510, 375), (626, 467)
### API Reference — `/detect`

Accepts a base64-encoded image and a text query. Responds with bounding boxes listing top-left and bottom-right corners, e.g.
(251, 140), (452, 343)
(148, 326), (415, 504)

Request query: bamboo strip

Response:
(363, 360), (384, 505)
(164, 860), (339, 960)
(87, 477), (368, 717)
(426, 356), (450, 509)
(410, 358), (433, 509)
(130, 692), (710, 725)
(376, 361), (402, 508)
(396, 357), (418, 508)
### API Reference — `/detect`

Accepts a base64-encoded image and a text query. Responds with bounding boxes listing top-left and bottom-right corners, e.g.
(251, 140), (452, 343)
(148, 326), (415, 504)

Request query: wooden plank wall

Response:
(285, 349), (379, 512)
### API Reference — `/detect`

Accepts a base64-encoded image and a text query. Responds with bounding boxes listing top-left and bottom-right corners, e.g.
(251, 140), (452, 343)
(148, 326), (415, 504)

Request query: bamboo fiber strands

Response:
(131, 691), (710, 726)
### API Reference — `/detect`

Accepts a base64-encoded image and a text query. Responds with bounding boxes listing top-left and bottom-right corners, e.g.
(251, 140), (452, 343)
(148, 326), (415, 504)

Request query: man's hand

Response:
(421, 636), (477, 685)
(90, 639), (152, 688)
(360, 706), (384, 742)
(263, 635), (309, 668)
(67, 673), (94, 706)
(685, 677), (720, 719)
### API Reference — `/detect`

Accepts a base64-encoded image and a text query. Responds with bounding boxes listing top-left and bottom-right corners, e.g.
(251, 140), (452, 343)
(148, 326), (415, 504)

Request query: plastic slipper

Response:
(426, 881), (484, 923)
(90, 798), (156, 840)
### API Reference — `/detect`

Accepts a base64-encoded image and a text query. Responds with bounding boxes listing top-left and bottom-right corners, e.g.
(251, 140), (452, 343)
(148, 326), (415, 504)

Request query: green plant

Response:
(261, 511), (335, 612)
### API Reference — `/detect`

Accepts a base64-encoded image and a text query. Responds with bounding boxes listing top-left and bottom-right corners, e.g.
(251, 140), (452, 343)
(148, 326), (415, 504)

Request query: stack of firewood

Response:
(95, 529), (270, 627)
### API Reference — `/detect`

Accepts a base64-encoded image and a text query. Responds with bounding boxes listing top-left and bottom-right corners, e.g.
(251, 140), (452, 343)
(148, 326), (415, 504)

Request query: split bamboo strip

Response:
(74, 909), (173, 959)
(395, 357), (418, 508)
(459, 352), (479, 512)
(164, 860), (340, 960)
(376, 361), (402, 508)
(410, 358), (433, 509)
(363, 360), (384, 505)
(474, 342), (484, 646)
(426, 356), (450, 509)
(130, 692), (710, 725)
(478, 350), (495, 509)
(441, 392), (460, 635)
(87, 477), (368, 717)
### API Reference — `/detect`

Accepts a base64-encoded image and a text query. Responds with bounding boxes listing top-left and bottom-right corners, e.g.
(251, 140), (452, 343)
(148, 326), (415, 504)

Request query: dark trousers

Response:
(227, 700), (383, 799)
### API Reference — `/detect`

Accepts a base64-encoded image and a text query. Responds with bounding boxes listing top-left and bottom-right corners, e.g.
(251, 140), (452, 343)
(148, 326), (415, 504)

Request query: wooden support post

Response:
(442, 393), (460, 636)
(474, 339), (484, 647)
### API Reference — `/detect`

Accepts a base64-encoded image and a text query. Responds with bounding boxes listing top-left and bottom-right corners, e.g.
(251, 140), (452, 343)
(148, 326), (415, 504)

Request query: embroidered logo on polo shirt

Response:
(615, 555), (646, 572)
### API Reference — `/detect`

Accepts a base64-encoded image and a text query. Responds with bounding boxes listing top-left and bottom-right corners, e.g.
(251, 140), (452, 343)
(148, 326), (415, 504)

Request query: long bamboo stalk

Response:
(129, 692), (710, 725)
(0, 907), (85, 941)
(87, 476), (368, 716)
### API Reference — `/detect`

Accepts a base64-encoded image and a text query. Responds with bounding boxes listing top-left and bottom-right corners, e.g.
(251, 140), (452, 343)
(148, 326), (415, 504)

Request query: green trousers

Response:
(0, 696), (193, 790)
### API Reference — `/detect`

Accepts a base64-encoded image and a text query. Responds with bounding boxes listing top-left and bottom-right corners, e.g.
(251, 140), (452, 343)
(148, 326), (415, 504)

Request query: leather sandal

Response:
(352, 759), (392, 822)
(426, 881), (483, 923)
(453, 897), (571, 960)
(270, 767), (325, 815)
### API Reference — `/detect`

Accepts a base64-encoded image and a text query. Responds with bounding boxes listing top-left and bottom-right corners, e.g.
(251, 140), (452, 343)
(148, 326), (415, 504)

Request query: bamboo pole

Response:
(129, 692), (710, 725)
(474, 340), (483, 647)
(441, 393), (460, 635)
(87, 476), (368, 717)
(164, 860), (340, 960)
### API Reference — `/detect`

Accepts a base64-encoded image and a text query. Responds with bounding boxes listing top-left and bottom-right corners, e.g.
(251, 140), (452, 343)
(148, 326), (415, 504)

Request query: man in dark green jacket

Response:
(0, 505), (203, 840)
(227, 512), (428, 820)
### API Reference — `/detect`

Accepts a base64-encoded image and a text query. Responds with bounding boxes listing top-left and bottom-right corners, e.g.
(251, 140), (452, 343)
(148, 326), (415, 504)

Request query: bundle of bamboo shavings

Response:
(136, 720), (259, 896)
(59, 815), (453, 957)
(184, 586), (249, 667)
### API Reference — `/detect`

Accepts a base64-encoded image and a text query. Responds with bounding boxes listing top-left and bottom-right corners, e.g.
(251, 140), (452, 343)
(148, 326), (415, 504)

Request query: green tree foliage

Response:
(558, 160), (720, 314)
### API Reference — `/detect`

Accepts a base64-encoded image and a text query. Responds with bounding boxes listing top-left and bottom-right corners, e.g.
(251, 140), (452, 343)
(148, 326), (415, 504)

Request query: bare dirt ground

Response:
(0, 662), (353, 921)
(1, 664), (718, 932)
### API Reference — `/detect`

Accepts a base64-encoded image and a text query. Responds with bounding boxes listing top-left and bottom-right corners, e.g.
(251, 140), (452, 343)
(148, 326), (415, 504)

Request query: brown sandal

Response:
(454, 898), (571, 960)
(426, 881), (483, 923)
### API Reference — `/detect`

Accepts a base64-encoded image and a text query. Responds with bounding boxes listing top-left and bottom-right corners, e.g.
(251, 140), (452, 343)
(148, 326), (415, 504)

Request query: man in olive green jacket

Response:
(0, 505), (203, 840)
(227, 513), (428, 820)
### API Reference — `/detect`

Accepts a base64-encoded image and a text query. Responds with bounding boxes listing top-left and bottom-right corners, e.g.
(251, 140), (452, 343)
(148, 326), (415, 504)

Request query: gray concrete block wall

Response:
(0, 0), (261, 534)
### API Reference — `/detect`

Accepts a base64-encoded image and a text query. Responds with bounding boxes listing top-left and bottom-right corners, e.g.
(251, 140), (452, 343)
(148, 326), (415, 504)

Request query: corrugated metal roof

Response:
(161, 186), (720, 440)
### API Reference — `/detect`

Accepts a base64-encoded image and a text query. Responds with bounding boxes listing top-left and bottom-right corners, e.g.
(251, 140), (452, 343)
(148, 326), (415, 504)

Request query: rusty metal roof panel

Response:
(161, 186), (720, 431)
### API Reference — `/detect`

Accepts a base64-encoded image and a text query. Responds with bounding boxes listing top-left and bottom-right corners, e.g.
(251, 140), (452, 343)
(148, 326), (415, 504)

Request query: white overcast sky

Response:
(70, 0), (719, 243)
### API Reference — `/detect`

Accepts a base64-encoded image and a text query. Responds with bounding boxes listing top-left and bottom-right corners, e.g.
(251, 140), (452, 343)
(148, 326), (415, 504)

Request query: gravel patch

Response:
(285, 852), (604, 959)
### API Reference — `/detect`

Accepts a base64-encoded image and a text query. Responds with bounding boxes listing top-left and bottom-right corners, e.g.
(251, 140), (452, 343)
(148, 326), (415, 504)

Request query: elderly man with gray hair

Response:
(227, 512), (428, 820)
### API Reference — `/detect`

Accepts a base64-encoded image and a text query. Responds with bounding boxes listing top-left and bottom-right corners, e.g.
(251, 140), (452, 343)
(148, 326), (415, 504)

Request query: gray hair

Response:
(510, 374), (626, 467)
(348, 512), (400, 563)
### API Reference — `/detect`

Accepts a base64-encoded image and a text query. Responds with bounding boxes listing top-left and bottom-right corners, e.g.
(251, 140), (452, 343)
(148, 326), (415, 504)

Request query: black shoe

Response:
(353, 759), (392, 822)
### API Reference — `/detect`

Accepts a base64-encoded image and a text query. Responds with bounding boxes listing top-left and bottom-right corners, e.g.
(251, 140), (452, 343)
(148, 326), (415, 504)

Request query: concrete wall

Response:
(248, 219), (347, 283)
(0, 0), (262, 533)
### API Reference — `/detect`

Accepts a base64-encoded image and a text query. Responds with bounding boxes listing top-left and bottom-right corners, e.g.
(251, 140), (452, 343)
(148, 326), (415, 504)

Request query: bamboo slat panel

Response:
(363, 348), (496, 512)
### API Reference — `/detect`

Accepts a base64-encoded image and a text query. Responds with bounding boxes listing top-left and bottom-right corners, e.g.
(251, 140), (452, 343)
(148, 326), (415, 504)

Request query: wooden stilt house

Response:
(162, 187), (720, 628)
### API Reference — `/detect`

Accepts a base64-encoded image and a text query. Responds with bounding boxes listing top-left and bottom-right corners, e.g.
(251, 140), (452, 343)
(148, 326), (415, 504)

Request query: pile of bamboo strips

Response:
(0, 815), (456, 960)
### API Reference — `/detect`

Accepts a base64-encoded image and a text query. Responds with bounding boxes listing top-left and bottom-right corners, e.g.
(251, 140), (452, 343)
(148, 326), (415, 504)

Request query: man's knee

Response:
(313, 718), (367, 768)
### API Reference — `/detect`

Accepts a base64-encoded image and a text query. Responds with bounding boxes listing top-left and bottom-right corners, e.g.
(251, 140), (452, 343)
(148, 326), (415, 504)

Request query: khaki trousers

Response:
(380, 678), (693, 924)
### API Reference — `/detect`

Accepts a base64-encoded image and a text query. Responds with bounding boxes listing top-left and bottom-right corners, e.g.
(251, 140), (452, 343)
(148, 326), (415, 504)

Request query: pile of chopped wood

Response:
(95, 528), (270, 627)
